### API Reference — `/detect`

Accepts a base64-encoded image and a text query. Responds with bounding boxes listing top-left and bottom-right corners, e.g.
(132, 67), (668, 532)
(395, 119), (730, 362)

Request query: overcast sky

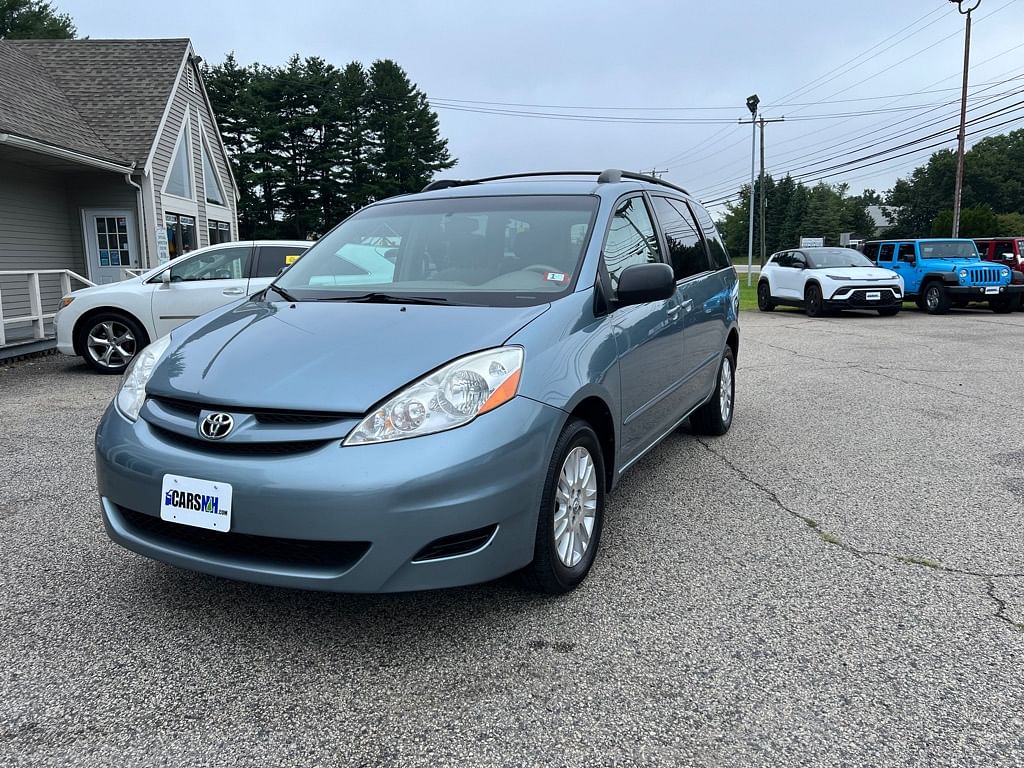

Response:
(63, 0), (1024, 213)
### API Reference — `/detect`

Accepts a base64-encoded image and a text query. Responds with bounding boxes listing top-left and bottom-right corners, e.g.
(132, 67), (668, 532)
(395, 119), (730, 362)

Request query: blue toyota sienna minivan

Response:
(95, 170), (740, 594)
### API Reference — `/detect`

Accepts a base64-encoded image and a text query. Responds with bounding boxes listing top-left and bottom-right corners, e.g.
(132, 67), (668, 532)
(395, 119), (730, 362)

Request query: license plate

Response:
(161, 474), (232, 532)
(866, 291), (881, 301)
(984, 286), (999, 295)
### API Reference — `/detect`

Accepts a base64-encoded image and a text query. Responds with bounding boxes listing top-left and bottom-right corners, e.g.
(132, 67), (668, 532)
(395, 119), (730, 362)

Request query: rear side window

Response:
(650, 196), (710, 281)
(688, 201), (731, 270)
(878, 243), (895, 262)
(602, 196), (662, 293)
(255, 245), (308, 278)
(897, 243), (916, 263)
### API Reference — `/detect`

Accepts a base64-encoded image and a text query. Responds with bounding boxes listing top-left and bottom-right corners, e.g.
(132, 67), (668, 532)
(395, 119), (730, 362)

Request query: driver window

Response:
(897, 243), (916, 263)
(791, 251), (807, 268)
(168, 246), (252, 282)
(602, 196), (661, 292)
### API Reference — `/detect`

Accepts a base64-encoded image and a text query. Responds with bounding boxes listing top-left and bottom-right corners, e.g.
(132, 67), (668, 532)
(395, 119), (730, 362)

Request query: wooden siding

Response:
(152, 57), (236, 248)
(0, 157), (79, 337)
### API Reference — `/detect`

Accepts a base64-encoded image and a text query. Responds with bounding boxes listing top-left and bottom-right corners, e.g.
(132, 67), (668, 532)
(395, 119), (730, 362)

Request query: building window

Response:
(208, 220), (232, 245)
(201, 131), (227, 206)
(166, 213), (197, 259)
(95, 216), (131, 266)
(164, 116), (194, 199)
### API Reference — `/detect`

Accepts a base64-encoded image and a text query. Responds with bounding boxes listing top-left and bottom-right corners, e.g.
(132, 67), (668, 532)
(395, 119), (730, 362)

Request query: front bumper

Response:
(95, 396), (565, 592)
(946, 284), (1023, 298)
(55, 305), (77, 356)
(825, 285), (902, 309)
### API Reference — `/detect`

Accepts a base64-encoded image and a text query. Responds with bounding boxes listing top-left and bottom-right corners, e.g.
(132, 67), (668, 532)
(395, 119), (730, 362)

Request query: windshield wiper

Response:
(267, 284), (299, 302)
(317, 292), (453, 306)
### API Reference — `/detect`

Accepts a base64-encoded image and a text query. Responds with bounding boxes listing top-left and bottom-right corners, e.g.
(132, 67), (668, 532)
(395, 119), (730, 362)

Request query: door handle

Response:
(667, 304), (681, 318)
(679, 298), (694, 312)
(222, 287), (244, 296)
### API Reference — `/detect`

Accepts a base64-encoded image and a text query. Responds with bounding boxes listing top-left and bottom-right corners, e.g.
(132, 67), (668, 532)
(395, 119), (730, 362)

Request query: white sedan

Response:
(757, 247), (904, 318)
(56, 240), (313, 373)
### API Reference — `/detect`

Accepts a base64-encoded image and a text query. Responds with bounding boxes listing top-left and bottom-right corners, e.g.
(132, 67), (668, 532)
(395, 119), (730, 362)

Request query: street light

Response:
(950, 0), (981, 237)
(745, 94), (759, 286)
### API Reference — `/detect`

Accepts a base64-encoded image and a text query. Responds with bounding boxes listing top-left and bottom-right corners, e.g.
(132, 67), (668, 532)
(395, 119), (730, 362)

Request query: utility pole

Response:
(740, 95), (759, 286)
(758, 116), (785, 267)
(950, 0), (980, 237)
(644, 168), (668, 179)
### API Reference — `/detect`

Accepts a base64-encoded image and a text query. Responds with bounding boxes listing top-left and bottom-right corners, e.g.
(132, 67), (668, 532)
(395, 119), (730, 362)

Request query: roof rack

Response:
(421, 169), (689, 196)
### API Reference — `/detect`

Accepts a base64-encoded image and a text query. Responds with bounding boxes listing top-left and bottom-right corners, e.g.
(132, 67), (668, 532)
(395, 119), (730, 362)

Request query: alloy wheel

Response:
(719, 356), (734, 425)
(86, 320), (137, 370)
(553, 446), (598, 568)
(926, 286), (940, 311)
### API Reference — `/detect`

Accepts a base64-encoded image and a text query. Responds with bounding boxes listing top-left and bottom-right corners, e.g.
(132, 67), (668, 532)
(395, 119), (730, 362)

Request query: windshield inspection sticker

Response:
(544, 272), (568, 283)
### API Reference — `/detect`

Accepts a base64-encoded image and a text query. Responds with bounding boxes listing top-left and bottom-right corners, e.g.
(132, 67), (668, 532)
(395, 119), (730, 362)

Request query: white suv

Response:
(758, 247), (904, 318)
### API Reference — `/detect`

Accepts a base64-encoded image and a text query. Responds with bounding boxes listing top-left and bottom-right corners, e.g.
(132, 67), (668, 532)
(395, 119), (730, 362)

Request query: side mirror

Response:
(615, 263), (675, 307)
(160, 270), (171, 284)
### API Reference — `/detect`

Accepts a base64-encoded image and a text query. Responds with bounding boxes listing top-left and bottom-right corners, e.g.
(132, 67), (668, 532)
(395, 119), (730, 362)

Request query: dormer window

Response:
(164, 114), (193, 199)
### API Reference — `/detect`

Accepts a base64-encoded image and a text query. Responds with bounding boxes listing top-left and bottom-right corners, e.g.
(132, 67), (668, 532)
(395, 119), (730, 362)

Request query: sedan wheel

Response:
(80, 314), (146, 374)
(522, 418), (605, 593)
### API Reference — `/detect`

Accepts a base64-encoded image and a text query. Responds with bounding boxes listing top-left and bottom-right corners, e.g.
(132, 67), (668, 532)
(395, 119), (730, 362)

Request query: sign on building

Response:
(799, 237), (824, 248)
(155, 227), (170, 265)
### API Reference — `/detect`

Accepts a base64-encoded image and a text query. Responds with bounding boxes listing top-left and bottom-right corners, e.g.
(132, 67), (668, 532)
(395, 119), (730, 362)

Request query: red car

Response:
(975, 238), (1024, 310)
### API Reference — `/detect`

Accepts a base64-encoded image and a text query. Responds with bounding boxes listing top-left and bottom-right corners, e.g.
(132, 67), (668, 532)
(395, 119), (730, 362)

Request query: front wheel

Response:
(521, 419), (605, 594)
(804, 283), (825, 318)
(690, 347), (736, 436)
(757, 281), (775, 312)
(923, 282), (950, 314)
(78, 312), (147, 374)
(990, 294), (1020, 313)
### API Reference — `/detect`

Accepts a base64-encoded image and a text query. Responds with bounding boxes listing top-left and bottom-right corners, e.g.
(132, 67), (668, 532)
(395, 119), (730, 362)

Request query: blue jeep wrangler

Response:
(862, 238), (1022, 314)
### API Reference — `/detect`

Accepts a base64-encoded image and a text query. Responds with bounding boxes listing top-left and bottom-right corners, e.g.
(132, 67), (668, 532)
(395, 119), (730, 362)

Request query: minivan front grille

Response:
(116, 505), (370, 570)
(149, 396), (353, 424)
(150, 424), (329, 456)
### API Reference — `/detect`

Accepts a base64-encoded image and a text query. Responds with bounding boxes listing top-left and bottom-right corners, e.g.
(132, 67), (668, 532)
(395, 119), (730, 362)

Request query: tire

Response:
(923, 281), (950, 315)
(990, 294), (1020, 314)
(689, 346), (736, 437)
(804, 283), (825, 318)
(877, 306), (901, 316)
(77, 312), (148, 374)
(521, 419), (606, 594)
(757, 281), (775, 312)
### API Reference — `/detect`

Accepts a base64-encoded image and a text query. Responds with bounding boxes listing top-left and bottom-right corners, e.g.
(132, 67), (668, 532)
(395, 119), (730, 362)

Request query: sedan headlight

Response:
(115, 335), (171, 421)
(345, 347), (524, 445)
(959, 269), (968, 278)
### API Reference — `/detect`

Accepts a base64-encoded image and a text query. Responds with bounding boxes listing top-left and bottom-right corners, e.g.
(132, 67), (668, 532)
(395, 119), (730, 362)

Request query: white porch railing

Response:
(0, 269), (95, 347)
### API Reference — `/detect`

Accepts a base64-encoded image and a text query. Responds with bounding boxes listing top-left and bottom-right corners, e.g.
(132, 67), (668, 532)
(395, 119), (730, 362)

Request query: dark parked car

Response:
(95, 170), (741, 594)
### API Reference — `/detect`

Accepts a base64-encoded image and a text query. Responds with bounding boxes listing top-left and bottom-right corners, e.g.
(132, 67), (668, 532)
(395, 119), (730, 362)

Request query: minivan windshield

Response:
(806, 248), (874, 269)
(275, 195), (600, 306)
(919, 240), (979, 260)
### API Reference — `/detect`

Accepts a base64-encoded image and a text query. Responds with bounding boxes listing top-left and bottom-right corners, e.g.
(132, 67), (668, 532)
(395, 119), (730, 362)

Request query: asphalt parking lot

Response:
(2, 305), (1024, 767)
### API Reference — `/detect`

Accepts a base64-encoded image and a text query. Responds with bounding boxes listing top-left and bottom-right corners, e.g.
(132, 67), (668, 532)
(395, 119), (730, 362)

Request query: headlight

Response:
(1002, 268), (1010, 278)
(345, 347), (523, 445)
(115, 335), (171, 421)
(959, 269), (968, 278)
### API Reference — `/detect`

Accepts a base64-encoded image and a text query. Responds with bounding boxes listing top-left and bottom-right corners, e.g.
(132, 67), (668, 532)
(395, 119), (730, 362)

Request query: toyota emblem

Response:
(199, 412), (234, 440)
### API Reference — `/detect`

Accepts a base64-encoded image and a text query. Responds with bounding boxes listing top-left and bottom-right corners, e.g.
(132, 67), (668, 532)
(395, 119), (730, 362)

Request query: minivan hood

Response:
(146, 297), (549, 413)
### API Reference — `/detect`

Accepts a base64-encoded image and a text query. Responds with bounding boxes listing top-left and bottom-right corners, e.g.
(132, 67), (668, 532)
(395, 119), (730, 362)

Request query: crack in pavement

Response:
(695, 437), (1024, 633)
